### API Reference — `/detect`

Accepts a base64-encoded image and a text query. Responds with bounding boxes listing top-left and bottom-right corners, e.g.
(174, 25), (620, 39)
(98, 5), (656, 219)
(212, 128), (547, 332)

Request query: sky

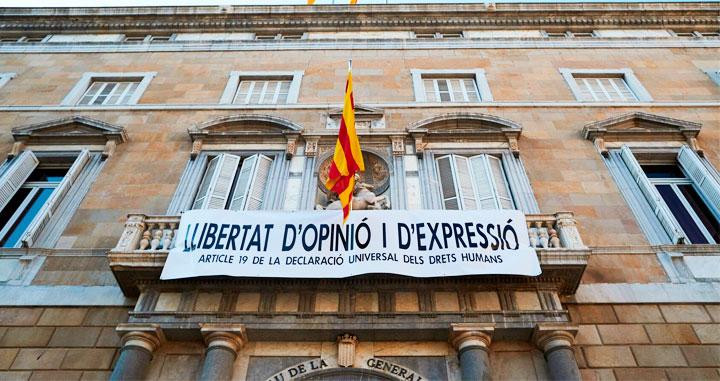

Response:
(0, 0), (716, 7)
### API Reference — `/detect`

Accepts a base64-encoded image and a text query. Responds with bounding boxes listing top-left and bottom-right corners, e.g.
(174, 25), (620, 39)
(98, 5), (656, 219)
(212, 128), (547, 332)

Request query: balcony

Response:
(108, 212), (589, 296)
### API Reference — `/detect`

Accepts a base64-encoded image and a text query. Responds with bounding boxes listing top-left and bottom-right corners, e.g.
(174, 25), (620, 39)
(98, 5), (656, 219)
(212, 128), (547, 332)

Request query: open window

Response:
(0, 116), (126, 248)
(407, 113), (539, 213)
(61, 72), (156, 106)
(584, 112), (718, 245)
(167, 114), (303, 214)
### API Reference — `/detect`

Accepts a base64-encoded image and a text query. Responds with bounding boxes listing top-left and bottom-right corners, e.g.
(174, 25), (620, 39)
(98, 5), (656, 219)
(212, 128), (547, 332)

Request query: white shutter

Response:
(620, 145), (686, 244)
(469, 155), (514, 209)
(246, 155), (273, 210)
(436, 155), (459, 210)
(21, 150), (90, 247)
(469, 155), (497, 209)
(453, 155), (477, 210)
(191, 154), (241, 210)
(0, 151), (39, 213)
(229, 154), (274, 211)
(678, 145), (720, 215)
(488, 155), (514, 209)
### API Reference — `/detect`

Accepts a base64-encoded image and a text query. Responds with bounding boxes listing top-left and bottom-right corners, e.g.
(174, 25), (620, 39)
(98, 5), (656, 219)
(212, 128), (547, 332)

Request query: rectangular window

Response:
(617, 145), (720, 244)
(0, 150), (92, 248)
(77, 80), (141, 106)
(560, 68), (652, 102)
(643, 164), (720, 244)
(423, 78), (480, 103)
(233, 80), (292, 105)
(191, 153), (274, 211)
(220, 71), (303, 105)
(63, 72), (155, 106)
(435, 154), (514, 210)
(573, 75), (638, 102)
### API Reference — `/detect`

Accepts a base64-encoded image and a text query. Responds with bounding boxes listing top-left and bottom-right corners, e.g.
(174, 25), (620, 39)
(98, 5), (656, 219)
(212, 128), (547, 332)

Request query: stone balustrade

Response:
(112, 211), (585, 253)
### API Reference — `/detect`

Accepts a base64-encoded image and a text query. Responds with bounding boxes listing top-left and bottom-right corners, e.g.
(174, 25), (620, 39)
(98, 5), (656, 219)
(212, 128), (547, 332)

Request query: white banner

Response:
(160, 209), (541, 279)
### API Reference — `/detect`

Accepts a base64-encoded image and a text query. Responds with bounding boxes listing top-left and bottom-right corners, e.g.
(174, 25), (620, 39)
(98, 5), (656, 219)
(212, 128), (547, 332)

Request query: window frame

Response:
(0, 72), (15, 89)
(61, 72), (156, 106)
(559, 68), (653, 102)
(220, 71), (303, 105)
(411, 69), (493, 103)
(179, 150), (286, 213)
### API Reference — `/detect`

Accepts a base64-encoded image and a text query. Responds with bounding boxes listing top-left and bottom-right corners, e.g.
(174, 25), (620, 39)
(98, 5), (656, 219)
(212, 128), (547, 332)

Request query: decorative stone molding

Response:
(188, 114), (303, 160)
(532, 324), (578, 353)
(581, 112), (703, 156)
(326, 105), (385, 130)
(449, 323), (494, 351)
(1, 3), (717, 33)
(408, 112), (522, 157)
(304, 136), (320, 157)
(10, 115), (128, 159)
(200, 323), (247, 355)
(337, 333), (358, 367)
(116, 323), (165, 353)
(390, 136), (405, 156)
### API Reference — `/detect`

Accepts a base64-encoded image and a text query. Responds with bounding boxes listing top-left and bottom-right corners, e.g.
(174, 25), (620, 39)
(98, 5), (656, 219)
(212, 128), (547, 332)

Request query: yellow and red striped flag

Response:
(325, 61), (364, 223)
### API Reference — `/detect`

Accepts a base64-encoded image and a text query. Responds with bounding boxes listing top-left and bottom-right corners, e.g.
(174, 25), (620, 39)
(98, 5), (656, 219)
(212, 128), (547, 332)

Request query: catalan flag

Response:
(325, 61), (364, 223)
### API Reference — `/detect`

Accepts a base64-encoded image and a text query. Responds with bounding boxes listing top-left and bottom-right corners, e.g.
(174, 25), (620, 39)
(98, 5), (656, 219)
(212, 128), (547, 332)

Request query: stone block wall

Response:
(569, 303), (720, 380)
(0, 307), (129, 381)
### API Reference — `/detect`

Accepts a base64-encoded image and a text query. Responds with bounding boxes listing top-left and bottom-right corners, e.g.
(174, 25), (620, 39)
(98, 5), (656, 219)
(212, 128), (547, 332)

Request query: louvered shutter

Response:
(453, 155), (477, 210)
(245, 155), (273, 210)
(229, 154), (274, 211)
(620, 145), (686, 244)
(21, 150), (90, 247)
(469, 155), (497, 209)
(488, 155), (514, 209)
(191, 154), (241, 210)
(0, 151), (39, 213)
(678, 145), (720, 215)
(436, 155), (459, 210)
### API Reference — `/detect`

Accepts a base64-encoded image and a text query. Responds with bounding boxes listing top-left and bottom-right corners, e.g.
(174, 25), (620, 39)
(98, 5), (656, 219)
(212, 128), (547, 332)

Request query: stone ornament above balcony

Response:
(10, 115), (128, 159)
(407, 112), (522, 157)
(187, 113), (303, 159)
(581, 112), (703, 157)
(325, 105), (385, 132)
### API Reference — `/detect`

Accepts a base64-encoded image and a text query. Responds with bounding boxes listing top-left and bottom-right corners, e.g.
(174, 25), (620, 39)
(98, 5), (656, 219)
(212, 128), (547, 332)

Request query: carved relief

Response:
(337, 334), (358, 367)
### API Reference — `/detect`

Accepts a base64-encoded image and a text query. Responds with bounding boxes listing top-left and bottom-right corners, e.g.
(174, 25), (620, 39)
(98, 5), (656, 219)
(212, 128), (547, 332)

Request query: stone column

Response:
(110, 324), (164, 381)
(533, 324), (580, 381)
(199, 324), (247, 381)
(450, 324), (494, 381)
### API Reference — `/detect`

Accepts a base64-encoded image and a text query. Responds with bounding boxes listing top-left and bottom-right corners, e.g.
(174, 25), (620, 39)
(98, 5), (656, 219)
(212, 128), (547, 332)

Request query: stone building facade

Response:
(0, 2), (718, 380)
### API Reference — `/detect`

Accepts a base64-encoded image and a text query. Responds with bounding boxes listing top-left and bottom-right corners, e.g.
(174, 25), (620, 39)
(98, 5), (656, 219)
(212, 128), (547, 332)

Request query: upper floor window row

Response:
(20, 66), (716, 107)
(3, 30), (719, 44)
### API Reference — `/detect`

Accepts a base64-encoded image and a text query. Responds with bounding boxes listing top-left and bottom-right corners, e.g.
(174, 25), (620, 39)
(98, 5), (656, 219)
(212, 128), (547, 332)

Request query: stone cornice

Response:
(0, 3), (718, 33)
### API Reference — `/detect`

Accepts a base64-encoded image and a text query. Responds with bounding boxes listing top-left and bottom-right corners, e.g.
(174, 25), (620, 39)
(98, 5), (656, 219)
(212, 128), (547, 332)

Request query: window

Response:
(704, 69), (720, 86)
(616, 145), (720, 244)
(220, 71), (303, 105)
(411, 69), (493, 103)
(191, 153), (274, 211)
(0, 73), (15, 89)
(0, 150), (94, 248)
(560, 68), (652, 102)
(234, 80), (292, 105)
(435, 154), (513, 210)
(61, 72), (156, 106)
(78, 80), (141, 106)
(423, 78), (480, 103)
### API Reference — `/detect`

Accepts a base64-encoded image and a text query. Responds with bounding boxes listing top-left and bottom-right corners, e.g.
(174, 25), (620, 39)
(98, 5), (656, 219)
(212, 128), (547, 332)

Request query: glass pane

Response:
(641, 165), (686, 179)
(464, 79), (480, 101)
(119, 82), (139, 104)
(92, 83), (116, 105)
(0, 188), (31, 236)
(78, 82), (103, 105)
(437, 80), (451, 102)
(106, 82), (129, 105)
(249, 82), (263, 104)
(450, 79), (464, 101)
(656, 184), (708, 244)
(27, 167), (69, 182)
(234, 81), (252, 104)
(678, 184), (720, 243)
(1, 188), (54, 248)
